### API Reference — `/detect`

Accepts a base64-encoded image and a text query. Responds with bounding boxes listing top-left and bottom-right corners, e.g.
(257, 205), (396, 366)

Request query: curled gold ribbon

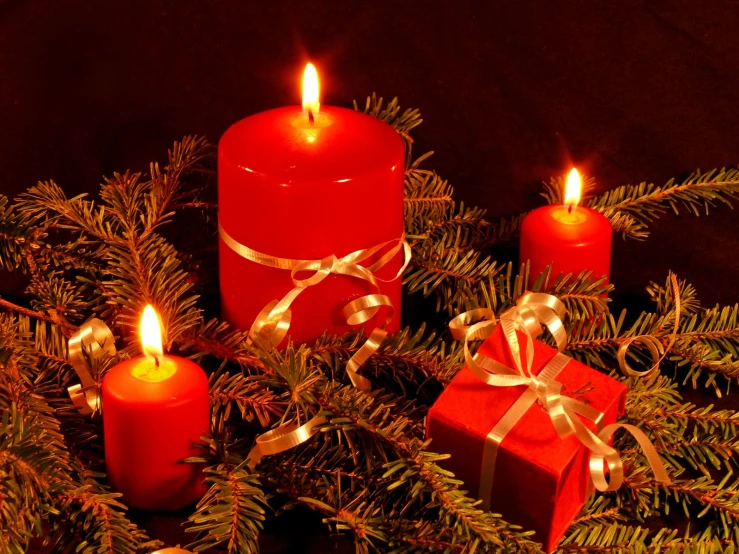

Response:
(67, 318), (116, 415)
(449, 293), (671, 509)
(246, 414), (328, 468)
(618, 271), (681, 378)
(220, 221), (411, 391)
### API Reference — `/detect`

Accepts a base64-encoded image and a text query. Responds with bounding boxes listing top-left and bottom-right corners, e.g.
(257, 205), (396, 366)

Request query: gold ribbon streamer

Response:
(449, 293), (671, 510)
(617, 271), (681, 378)
(67, 318), (116, 415)
(220, 221), (411, 391)
(246, 414), (327, 468)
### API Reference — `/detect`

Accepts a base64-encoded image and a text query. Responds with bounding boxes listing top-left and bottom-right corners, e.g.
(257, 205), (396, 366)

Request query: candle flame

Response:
(302, 62), (320, 117)
(564, 168), (582, 208)
(140, 304), (163, 358)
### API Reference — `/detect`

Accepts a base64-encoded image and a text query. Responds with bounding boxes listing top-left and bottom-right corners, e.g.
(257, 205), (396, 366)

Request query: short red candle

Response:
(218, 65), (405, 342)
(519, 205), (612, 281)
(102, 308), (209, 510)
(520, 169), (612, 283)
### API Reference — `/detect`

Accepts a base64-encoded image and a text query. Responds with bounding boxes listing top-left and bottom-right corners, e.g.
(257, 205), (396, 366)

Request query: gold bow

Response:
(67, 318), (116, 415)
(220, 221), (411, 390)
(449, 293), (671, 509)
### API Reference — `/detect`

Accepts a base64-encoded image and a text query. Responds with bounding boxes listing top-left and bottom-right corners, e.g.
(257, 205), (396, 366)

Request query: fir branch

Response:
(209, 371), (286, 428)
(354, 94), (423, 151)
(404, 245), (501, 314)
(185, 458), (268, 554)
(317, 386), (541, 553)
(587, 168), (739, 240)
(556, 523), (650, 553)
(178, 319), (268, 373)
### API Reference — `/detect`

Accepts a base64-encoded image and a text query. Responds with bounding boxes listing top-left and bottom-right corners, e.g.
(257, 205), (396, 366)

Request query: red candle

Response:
(218, 63), (405, 342)
(102, 306), (209, 510)
(520, 169), (612, 283)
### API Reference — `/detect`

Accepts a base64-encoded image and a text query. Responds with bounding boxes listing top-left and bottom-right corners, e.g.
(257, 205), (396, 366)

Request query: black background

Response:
(3, 1), (739, 551)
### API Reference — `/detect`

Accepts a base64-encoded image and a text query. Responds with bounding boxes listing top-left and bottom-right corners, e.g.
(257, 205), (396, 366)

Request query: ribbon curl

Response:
(221, 221), (410, 466)
(617, 271), (681, 378)
(220, 221), (411, 391)
(67, 318), (116, 415)
(449, 293), (671, 509)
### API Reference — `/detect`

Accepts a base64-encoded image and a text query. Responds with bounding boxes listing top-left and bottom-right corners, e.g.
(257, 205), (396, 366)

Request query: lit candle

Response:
(102, 305), (209, 510)
(218, 63), (405, 342)
(519, 168), (612, 283)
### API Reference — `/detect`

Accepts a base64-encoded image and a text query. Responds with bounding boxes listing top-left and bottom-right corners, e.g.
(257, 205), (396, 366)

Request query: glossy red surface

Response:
(102, 355), (210, 511)
(219, 106), (405, 341)
(519, 205), (613, 283)
(427, 327), (627, 551)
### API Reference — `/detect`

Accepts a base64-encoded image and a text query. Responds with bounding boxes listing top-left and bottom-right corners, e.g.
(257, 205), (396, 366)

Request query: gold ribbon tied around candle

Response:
(67, 318), (116, 415)
(449, 293), (671, 510)
(220, 221), (411, 390)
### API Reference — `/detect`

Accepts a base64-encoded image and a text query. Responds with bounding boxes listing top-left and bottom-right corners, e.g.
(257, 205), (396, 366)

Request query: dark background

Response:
(2, 1), (739, 551)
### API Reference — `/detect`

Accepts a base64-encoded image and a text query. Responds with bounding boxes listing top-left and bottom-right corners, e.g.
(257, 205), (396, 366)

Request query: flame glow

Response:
(302, 62), (320, 116)
(564, 168), (582, 208)
(140, 305), (163, 358)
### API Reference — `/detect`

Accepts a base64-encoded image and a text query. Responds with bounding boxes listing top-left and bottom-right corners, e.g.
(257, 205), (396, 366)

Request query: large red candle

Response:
(218, 63), (405, 342)
(520, 169), (612, 282)
(102, 306), (209, 510)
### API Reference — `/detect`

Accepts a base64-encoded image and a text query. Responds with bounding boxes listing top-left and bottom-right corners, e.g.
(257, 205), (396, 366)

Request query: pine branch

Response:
(317, 386), (541, 552)
(587, 168), (739, 240)
(354, 94), (423, 158)
(404, 245), (501, 314)
(185, 458), (268, 554)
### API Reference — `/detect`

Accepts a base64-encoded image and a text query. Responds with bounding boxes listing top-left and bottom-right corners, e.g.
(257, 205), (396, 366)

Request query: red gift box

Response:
(427, 324), (627, 552)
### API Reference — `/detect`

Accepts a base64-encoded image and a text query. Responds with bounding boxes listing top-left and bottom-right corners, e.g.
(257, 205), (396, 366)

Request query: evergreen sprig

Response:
(0, 96), (738, 553)
(587, 168), (739, 240)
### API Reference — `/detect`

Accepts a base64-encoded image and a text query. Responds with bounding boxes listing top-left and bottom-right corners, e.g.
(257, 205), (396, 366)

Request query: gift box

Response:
(427, 324), (627, 552)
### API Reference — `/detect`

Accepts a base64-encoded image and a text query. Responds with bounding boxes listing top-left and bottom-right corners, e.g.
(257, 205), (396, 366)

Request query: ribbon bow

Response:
(220, 222), (411, 390)
(449, 293), (670, 508)
(67, 318), (117, 415)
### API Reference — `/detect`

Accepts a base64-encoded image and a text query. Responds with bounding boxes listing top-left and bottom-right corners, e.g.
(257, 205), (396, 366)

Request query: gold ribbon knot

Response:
(67, 318), (116, 415)
(220, 221), (411, 390)
(449, 293), (671, 509)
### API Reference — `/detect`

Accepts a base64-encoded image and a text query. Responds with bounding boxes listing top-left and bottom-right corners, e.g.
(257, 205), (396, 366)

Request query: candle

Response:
(218, 63), (405, 343)
(519, 169), (612, 283)
(102, 306), (209, 510)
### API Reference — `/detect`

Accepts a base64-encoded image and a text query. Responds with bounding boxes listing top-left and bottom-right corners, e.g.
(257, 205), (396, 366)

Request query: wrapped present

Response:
(427, 294), (669, 552)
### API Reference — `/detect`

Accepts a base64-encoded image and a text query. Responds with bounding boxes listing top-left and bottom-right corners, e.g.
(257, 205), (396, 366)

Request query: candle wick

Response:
(567, 204), (573, 214)
(308, 109), (315, 125)
(154, 355), (160, 369)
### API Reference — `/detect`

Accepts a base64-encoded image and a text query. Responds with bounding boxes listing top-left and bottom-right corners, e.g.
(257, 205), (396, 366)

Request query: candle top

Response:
(103, 354), (208, 405)
(219, 106), (405, 183)
(522, 204), (612, 245)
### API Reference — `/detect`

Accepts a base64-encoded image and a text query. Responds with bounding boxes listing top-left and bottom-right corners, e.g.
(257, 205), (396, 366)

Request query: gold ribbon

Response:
(246, 414), (328, 468)
(617, 271), (681, 378)
(67, 318), (116, 415)
(449, 293), (671, 510)
(220, 221), (411, 391)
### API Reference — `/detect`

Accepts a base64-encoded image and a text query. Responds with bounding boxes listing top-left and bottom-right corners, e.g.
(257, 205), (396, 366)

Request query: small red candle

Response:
(520, 169), (612, 283)
(102, 306), (209, 510)
(218, 63), (405, 342)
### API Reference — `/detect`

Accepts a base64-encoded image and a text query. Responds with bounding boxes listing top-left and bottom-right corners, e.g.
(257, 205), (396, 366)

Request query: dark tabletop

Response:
(4, 1), (739, 551)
